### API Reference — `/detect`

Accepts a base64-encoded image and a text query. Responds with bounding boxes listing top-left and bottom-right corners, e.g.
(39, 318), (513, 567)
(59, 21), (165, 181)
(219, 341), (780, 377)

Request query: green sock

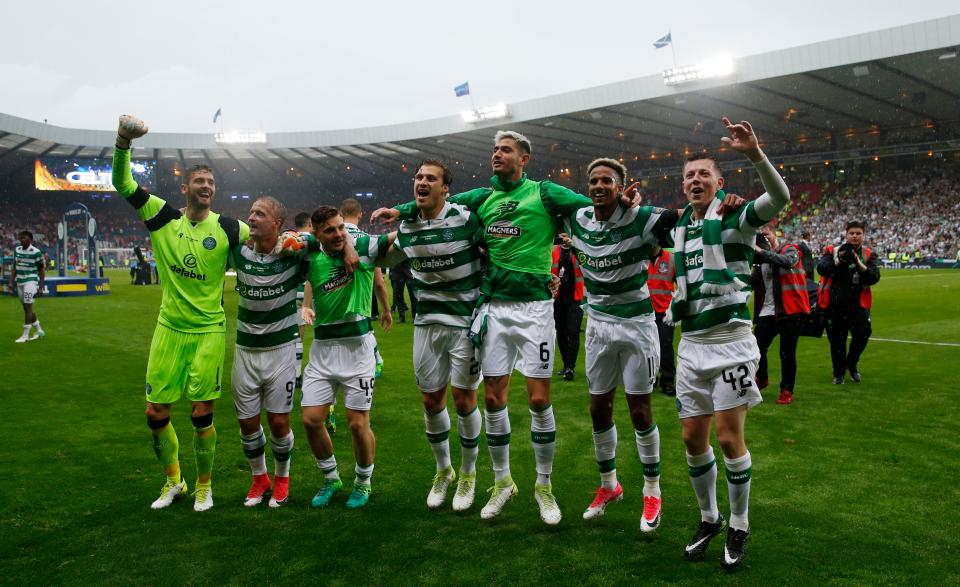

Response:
(193, 425), (218, 484)
(151, 422), (181, 482)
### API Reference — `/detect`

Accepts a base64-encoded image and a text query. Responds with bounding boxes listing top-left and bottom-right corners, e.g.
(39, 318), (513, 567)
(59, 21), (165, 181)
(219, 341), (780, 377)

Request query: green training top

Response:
(305, 232), (389, 340)
(112, 147), (250, 333)
(395, 174), (591, 301)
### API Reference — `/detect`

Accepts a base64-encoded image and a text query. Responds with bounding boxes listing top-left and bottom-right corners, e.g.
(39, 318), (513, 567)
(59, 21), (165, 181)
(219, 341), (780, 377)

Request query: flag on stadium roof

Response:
(653, 32), (672, 49)
(213, 107), (222, 123)
(454, 82), (470, 97)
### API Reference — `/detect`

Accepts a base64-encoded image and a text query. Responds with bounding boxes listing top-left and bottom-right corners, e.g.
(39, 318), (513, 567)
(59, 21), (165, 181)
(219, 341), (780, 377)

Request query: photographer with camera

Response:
(751, 225), (810, 405)
(816, 221), (881, 385)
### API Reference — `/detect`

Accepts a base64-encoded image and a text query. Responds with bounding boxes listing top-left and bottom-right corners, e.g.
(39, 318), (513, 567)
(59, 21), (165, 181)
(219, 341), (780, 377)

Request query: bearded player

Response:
(112, 115), (249, 512)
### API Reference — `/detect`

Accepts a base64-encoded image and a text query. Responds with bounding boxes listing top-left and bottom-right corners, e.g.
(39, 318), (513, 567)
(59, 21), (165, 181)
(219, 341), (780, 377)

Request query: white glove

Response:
(116, 115), (149, 148)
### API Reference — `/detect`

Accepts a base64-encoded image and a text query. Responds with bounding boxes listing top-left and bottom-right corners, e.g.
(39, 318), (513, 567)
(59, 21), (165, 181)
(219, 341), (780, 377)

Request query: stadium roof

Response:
(3, 14), (960, 190)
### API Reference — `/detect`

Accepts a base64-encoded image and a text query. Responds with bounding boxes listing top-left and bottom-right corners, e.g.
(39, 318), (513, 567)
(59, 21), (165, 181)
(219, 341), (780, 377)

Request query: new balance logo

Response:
(495, 201), (519, 216)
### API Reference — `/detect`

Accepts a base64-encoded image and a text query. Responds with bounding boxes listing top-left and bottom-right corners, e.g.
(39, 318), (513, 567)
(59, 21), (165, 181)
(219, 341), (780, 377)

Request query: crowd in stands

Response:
(779, 168), (960, 259)
(4, 163), (959, 262)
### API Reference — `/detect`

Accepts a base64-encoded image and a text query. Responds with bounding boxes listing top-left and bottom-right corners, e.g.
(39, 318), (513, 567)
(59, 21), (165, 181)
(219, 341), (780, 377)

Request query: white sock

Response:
(592, 423), (618, 489)
(457, 407), (482, 474)
(31, 320), (42, 332)
(725, 451), (752, 531)
(687, 448), (720, 523)
(530, 404), (556, 485)
(22, 324), (31, 337)
(485, 406), (511, 482)
(636, 424), (661, 498)
(316, 454), (339, 480)
(240, 428), (268, 475)
(355, 463), (374, 487)
(424, 408), (452, 471)
(270, 431), (294, 478)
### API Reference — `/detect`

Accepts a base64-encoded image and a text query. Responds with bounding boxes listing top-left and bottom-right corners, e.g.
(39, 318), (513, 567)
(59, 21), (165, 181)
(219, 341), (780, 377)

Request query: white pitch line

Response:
(872, 337), (960, 347)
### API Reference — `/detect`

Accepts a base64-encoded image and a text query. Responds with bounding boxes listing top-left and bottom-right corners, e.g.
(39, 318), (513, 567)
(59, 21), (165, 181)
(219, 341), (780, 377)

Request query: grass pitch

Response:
(1, 268), (958, 585)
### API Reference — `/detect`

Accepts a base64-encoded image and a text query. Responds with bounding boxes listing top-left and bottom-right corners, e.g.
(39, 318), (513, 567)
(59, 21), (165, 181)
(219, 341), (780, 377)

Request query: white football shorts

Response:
(301, 332), (377, 411)
(674, 336), (762, 419)
(18, 282), (38, 305)
(480, 299), (556, 378)
(232, 342), (298, 418)
(585, 317), (660, 395)
(413, 323), (480, 392)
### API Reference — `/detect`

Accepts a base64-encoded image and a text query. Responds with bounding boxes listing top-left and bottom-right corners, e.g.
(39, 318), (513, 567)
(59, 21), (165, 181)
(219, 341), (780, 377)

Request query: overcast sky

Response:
(1, 1), (957, 134)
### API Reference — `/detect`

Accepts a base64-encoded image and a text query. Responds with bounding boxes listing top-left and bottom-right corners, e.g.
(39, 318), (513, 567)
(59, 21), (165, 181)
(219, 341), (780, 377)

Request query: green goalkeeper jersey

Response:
(306, 232), (389, 340)
(112, 148), (249, 333)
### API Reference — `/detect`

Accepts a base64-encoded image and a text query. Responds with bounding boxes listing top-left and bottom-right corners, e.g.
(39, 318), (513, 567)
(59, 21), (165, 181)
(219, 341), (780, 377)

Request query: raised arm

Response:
(111, 115), (181, 228)
(372, 188), (493, 224)
(718, 117), (790, 223)
(111, 115), (148, 197)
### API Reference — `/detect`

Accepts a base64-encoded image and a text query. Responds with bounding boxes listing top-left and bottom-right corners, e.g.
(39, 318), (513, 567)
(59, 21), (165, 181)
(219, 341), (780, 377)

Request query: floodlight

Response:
(461, 103), (509, 123)
(662, 55), (735, 86)
(214, 131), (267, 145)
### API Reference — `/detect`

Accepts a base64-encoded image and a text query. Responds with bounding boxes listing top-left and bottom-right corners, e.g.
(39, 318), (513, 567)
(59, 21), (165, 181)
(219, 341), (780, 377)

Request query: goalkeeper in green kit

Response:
(112, 115), (249, 512)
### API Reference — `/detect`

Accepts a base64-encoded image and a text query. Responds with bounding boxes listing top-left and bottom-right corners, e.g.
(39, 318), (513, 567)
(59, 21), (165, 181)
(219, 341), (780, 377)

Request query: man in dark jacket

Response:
(816, 221), (881, 384)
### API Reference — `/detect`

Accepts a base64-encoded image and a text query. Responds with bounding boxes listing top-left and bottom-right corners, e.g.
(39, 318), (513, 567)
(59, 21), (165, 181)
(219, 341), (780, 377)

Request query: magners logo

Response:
(486, 221), (521, 238)
(322, 267), (352, 292)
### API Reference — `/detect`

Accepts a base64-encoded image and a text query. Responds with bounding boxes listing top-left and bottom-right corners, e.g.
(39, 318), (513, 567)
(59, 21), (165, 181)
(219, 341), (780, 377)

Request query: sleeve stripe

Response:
(127, 186), (150, 210)
(144, 204), (183, 232)
(218, 216), (241, 248)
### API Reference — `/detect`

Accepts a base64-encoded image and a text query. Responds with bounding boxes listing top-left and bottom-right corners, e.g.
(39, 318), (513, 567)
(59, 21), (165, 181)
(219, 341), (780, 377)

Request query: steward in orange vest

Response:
(552, 243), (583, 379)
(648, 248), (676, 395)
(815, 221), (881, 385)
(751, 228), (811, 404)
(647, 248), (675, 315)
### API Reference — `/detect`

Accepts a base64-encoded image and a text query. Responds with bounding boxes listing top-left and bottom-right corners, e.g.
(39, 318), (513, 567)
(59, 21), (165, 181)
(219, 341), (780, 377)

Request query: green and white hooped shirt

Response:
(396, 202), (482, 328)
(14, 245), (43, 285)
(563, 205), (676, 322)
